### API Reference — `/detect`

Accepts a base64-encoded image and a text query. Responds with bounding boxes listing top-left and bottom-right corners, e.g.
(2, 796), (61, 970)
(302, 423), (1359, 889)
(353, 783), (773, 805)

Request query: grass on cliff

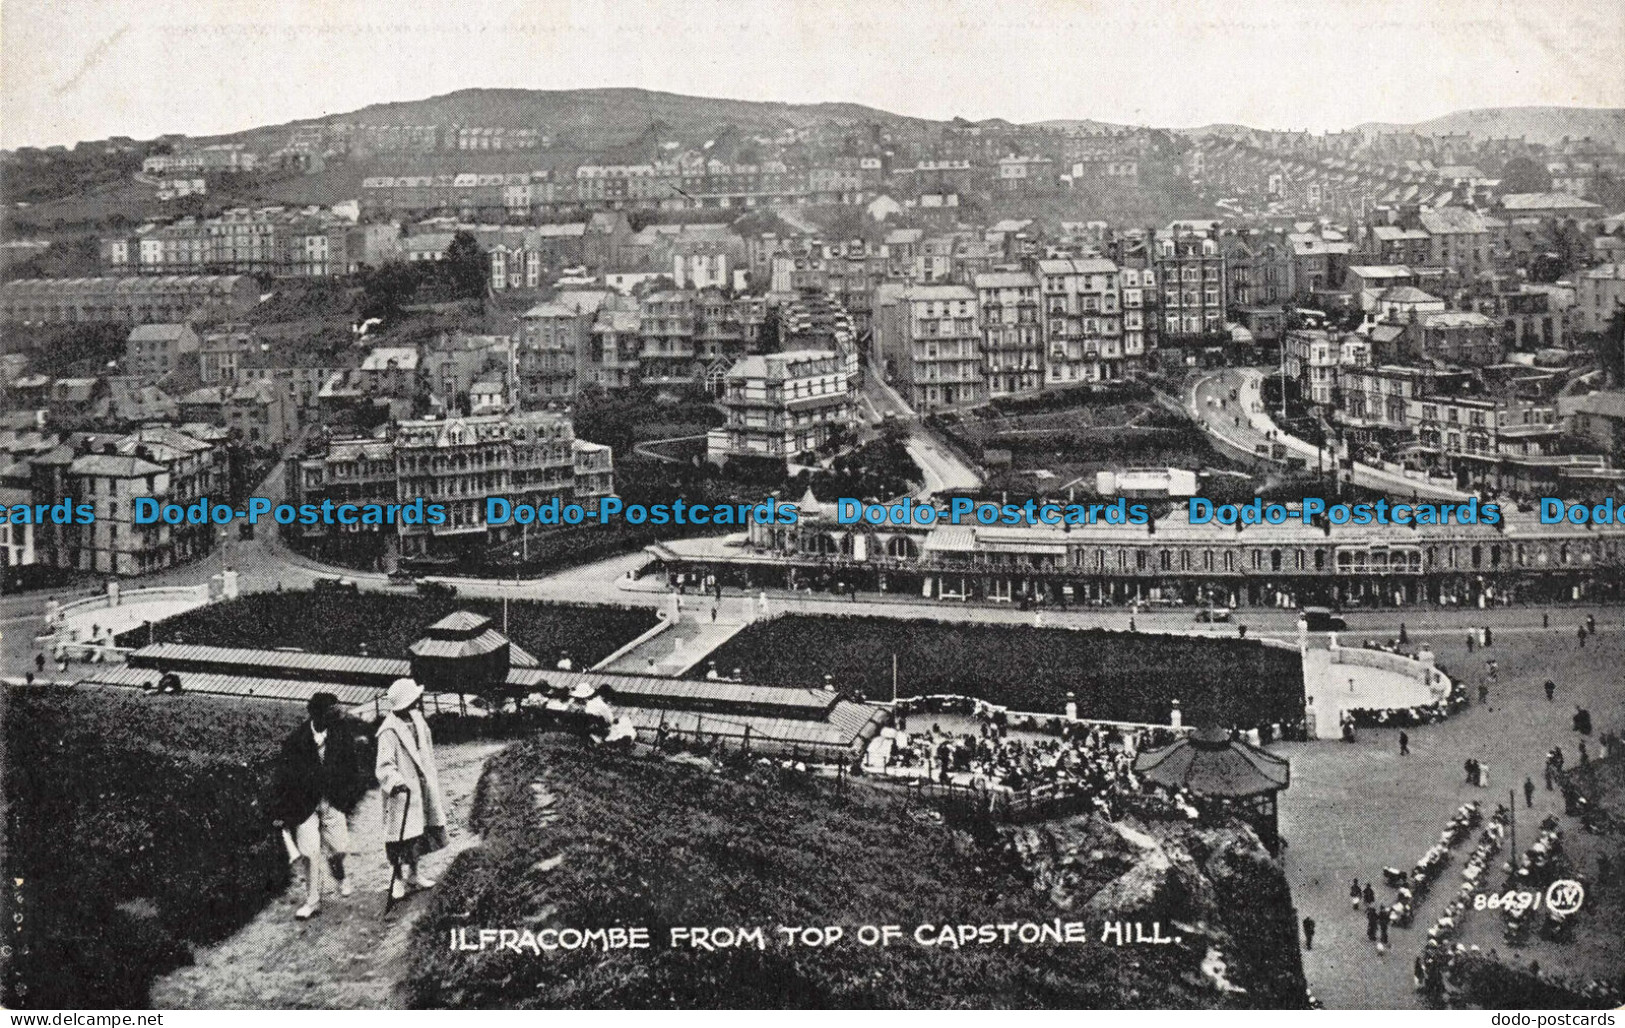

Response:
(405, 735), (1296, 1009)
(2, 688), (304, 1008)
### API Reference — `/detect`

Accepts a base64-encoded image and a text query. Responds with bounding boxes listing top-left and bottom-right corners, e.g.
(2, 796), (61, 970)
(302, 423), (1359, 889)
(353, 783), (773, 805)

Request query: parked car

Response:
(1301, 606), (1347, 631)
(1195, 607), (1233, 623)
(313, 576), (359, 595)
(387, 568), (415, 585)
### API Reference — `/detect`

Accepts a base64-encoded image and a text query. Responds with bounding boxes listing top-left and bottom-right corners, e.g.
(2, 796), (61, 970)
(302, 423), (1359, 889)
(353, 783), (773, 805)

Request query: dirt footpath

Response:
(151, 741), (504, 1009)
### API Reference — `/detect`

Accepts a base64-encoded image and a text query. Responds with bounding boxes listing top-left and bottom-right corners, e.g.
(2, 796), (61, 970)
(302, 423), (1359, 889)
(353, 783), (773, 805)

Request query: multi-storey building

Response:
(872, 284), (983, 411)
(1117, 264), (1156, 374)
(1286, 329), (1370, 406)
(708, 350), (854, 461)
(199, 326), (259, 384)
(1036, 258), (1123, 384)
(517, 292), (609, 403)
(288, 412), (612, 557)
(1154, 230), (1226, 348)
(1407, 394), (1561, 462)
(56, 425), (226, 575)
(1401, 311), (1501, 368)
(1576, 264), (1625, 335)
(586, 301), (643, 390)
(771, 291), (853, 388)
(637, 291), (697, 385)
(1333, 364), (1447, 434)
(973, 271), (1043, 397)
(124, 323), (199, 382)
(141, 145), (259, 175)
(1417, 207), (1501, 283)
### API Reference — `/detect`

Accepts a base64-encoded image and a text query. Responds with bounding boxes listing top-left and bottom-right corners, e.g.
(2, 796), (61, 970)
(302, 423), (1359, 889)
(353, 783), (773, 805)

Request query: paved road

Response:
(857, 373), (983, 500)
(1187, 367), (1469, 500)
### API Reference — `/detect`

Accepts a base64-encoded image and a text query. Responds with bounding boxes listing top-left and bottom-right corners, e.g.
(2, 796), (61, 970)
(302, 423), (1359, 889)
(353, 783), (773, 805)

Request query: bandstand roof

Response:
(1134, 726), (1290, 797)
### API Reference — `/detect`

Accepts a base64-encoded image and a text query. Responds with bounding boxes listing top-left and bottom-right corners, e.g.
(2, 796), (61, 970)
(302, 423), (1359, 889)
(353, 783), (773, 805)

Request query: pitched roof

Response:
(1418, 207), (1491, 235)
(1500, 193), (1602, 212)
(69, 453), (164, 478)
(127, 324), (190, 341)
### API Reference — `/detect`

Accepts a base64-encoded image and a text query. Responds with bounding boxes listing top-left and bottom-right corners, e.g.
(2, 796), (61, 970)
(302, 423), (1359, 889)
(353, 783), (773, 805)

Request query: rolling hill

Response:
(1355, 106), (1625, 149)
(208, 86), (939, 153)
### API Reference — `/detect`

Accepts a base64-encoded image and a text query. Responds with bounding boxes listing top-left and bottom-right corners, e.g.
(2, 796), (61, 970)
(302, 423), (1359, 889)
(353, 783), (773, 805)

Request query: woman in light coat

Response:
(376, 678), (448, 899)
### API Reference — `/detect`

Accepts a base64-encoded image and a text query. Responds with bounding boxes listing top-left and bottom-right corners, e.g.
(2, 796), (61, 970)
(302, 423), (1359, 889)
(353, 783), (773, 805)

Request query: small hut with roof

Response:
(1134, 726), (1291, 852)
(408, 610), (538, 706)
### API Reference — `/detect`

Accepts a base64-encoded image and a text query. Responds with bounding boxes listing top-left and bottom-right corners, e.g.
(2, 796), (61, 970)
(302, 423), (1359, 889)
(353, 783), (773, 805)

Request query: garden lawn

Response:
(694, 615), (1304, 728)
(2, 688), (306, 1008)
(119, 592), (660, 667)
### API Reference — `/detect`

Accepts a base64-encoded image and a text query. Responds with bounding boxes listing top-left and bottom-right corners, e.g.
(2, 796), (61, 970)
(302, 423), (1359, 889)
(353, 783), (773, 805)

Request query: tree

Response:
(443, 230), (488, 300)
(358, 260), (423, 320)
(1498, 157), (1552, 195)
(1599, 305), (1625, 388)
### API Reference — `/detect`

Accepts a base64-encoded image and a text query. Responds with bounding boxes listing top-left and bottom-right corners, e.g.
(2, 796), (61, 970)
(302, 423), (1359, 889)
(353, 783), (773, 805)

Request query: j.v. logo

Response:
(1544, 879), (1585, 916)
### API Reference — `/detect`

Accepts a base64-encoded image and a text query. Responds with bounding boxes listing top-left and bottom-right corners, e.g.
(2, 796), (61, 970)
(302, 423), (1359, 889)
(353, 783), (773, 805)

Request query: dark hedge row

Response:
(694, 615), (1305, 729)
(117, 591), (659, 667)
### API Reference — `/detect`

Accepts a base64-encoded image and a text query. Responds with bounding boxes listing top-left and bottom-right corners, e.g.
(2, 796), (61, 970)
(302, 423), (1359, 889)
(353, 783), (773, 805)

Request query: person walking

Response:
(1544, 762), (1555, 791)
(1586, 614), (1595, 636)
(1483, 626), (1492, 647)
(1349, 878), (1362, 911)
(1377, 906), (1390, 949)
(1302, 916), (1316, 951)
(1543, 613), (1549, 629)
(1399, 730), (1409, 756)
(376, 678), (448, 902)
(1466, 632), (1475, 652)
(1366, 904), (1380, 941)
(1524, 776), (1535, 808)
(1545, 679), (1556, 702)
(1362, 882), (1375, 909)
(267, 692), (368, 920)
(1578, 624), (1587, 648)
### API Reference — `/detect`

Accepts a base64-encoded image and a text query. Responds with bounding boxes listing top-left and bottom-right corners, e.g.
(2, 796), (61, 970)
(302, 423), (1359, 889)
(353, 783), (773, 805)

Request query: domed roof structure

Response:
(1134, 726), (1290, 797)
(1134, 726), (1291, 852)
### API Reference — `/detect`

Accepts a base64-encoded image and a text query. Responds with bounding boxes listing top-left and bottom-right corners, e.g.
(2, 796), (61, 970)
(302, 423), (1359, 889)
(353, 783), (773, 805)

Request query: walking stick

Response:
(382, 787), (413, 916)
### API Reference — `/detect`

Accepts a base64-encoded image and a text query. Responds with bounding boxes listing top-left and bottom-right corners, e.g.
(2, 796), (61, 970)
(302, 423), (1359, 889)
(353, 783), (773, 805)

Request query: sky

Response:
(3, 0), (1624, 149)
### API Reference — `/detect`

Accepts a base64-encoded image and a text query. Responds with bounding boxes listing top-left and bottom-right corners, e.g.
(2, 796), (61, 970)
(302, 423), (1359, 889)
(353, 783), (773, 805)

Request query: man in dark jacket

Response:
(268, 693), (368, 920)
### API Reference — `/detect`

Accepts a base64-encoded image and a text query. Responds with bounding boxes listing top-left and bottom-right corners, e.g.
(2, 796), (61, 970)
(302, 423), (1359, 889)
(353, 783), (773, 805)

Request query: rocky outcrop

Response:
(1003, 814), (1308, 1008)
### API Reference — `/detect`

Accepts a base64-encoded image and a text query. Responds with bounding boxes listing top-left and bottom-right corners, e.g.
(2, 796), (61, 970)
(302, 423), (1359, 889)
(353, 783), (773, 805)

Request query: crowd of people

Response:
(881, 706), (1199, 822)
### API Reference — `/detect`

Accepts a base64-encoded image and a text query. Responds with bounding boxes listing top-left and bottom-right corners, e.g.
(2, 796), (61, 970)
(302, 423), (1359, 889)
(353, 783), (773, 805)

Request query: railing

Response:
(1327, 642), (1441, 689)
(51, 584), (213, 628)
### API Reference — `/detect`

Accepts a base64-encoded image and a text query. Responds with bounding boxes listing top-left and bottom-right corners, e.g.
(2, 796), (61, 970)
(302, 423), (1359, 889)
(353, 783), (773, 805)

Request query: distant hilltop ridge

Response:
(70, 89), (1624, 153)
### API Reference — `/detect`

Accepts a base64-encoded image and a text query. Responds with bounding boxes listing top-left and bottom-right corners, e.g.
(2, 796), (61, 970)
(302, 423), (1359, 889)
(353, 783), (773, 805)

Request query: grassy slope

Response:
(693, 615), (1304, 728)
(406, 736), (1287, 1009)
(2, 689), (305, 1007)
(121, 592), (660, 667)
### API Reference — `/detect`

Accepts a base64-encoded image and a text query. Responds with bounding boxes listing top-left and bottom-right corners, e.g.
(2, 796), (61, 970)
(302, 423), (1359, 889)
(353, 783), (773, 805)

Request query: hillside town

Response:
(3, 45), (1625, 1013)
(1, 107), (1623, 585)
